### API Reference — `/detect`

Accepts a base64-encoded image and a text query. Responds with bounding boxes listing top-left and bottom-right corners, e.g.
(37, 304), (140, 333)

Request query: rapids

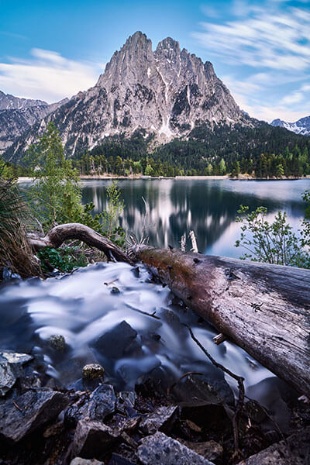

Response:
(0, 262), (286, 407)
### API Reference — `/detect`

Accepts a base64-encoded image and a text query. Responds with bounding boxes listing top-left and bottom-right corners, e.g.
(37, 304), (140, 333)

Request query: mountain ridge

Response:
(0, 92), (68, 155)
(271, 116), (310, 136)
(3, 31), (256, 161)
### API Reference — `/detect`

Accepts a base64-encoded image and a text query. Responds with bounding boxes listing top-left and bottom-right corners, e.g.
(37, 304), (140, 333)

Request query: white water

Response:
(0, 261), (277, 404)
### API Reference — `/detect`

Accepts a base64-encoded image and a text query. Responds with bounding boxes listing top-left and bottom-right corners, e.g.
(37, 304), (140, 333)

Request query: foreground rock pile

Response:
(0, 350), (309, 465)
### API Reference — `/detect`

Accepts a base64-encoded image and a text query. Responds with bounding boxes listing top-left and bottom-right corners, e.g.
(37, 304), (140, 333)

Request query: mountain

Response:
(0, 92), (68, 155)
(4, 31), (256, 161)
(271, 116), (310, 136)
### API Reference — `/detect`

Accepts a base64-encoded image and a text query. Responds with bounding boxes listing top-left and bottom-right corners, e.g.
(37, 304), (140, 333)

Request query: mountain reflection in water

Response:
(82, 178), (309, 257)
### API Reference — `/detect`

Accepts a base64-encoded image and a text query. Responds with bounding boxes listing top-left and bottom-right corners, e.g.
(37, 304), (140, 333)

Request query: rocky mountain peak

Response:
(4, 32), (256, 160)
(0, 90), (47, 110)
(271, 115), (310, 136)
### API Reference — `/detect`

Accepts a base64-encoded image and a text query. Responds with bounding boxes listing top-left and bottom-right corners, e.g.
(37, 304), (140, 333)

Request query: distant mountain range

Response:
(271, 116), (310, 136)
(0, 31), (309, 165)
(0, 91), (68, 155)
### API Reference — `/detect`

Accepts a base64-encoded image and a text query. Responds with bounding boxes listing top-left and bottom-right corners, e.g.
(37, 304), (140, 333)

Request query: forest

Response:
(2, 121), (310, 179)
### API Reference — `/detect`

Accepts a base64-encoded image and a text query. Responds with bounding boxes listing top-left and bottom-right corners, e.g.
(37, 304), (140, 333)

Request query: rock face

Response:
(0, 92), (68, 154)
(271, 115), (310, 136)
(4, 31), (254, 161)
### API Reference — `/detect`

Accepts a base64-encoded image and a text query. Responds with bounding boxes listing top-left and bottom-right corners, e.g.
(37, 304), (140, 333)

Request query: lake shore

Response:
(17, 174), (310, 183)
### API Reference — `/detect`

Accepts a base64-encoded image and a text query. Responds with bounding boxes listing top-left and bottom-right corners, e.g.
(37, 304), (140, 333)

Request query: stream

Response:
(0, 260), (292, 420)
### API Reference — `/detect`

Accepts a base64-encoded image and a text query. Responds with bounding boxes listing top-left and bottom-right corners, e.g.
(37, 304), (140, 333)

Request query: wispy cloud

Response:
(0, 49), (103, 103)
(194, 0), (310, 121)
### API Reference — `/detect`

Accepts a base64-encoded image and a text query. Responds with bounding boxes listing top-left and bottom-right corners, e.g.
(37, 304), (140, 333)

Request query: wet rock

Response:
(140, 405), (179, 434)
(82, 363), (105, 389)
(83, 364), (105, 381)
(93, 320), (141, 360)
(65, 384), (116, 427)
(236, 426), (310, 465)
(48, 334), (67, 351)
(137, 431), (215, 464)
(88, 384), (116, 421)
(116, 391), (137, 416)
(0, 351), (33, 396)
(171, 363), (235, 406)
(181, 439), (224, 462)
(0, 389), (69, 442)
(70, 458), (104, 465)
(72, 419), (119, 459)
(108, 453), (137, 464)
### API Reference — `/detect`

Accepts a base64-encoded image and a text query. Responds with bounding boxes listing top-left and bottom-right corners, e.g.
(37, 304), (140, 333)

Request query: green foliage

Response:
(26, 122), (84, 231)
(300, 190), (310, 250)
(235, 205), (310, 268)
(38, 246), (88, 273)
(102, 181), (125, 246)
(0, 157), (16, 179)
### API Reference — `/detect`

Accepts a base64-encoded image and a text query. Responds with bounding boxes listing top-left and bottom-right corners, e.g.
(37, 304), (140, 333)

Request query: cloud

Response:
(194, 4), (310, 71)
(193, 0), (310, 122)
(0, 49), (103, 103)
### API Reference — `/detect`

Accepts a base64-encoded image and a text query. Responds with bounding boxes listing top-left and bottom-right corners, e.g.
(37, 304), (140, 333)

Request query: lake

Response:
(81, 177), (310, 258)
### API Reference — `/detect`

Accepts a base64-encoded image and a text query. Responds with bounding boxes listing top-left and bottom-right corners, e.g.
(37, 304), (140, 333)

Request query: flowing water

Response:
(0, 262), (274, 403)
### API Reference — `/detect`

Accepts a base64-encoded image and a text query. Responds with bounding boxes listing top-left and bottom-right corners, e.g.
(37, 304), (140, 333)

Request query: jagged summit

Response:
(4, 32), (256, 160)
(271, 116), (310, 136)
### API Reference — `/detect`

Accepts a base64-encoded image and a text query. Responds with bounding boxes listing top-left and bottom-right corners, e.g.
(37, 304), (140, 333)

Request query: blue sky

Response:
(0, 0), (309, 123)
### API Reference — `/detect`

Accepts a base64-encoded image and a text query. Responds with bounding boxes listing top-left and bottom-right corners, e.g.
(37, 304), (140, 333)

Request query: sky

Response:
(0, 0), (309, 123)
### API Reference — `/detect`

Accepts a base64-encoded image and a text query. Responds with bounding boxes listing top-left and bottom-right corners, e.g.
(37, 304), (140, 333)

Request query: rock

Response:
(236, 426), (310, 465)
(65, 384), (116, 427)
(93, 321), (141, 360)
(0, 351), (33, 396)
(137, 431), (215, 464)
(108, 453), (137, 464)
(48, 334), (67, 351)
(82, 364), (105, 389)
(116, 391), (137, 416)
(181, 440), (224, 462)
(87, 384), (116, 421)
(72, 419), (119, 459)
(82, 363), (105, 379)
(0, 389), (69, 442)
(70, 458), (105, 465)
(140, 405), (179, 434)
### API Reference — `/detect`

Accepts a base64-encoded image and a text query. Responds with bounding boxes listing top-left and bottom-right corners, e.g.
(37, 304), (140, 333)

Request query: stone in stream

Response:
(92, 320), (142, 360)
(137, 431), (215, 464)
(139, 405), (179, 434)
(0, 351), (33, 396)
(236, 426), (310, 465)
(65, 384), (117, 427)
(72, 419), (119, 459)
(0, 389), (69, 442)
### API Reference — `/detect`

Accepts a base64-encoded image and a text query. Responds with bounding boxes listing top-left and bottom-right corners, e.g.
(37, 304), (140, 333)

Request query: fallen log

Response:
(132, 245), (310, 398)
(28, 222), (132, 264)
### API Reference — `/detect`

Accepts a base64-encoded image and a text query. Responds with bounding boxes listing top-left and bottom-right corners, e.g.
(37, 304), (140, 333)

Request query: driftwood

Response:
(132, 245), (310, 398)
(28, 222), (131, 264)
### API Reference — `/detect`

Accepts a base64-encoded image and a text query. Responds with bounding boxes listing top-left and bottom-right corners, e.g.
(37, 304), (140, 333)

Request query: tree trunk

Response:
(132, 245), (310, 398)
(29, 223), (132, 264)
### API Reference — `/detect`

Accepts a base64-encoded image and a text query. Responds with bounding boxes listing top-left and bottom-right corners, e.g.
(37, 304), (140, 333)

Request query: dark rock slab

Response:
(70, 458), (105, 465)
(137, 431), (215, 464)
(0, 388), (69, 442)
(72, 419), (119, 459)
(236, 426), (310, 465)
(139, 405), (178, 434)
(65, 384), (116, 427)
(0, 351), (33, 396)
(88, 384), (116, 421)
(93, 321), (141, 360)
